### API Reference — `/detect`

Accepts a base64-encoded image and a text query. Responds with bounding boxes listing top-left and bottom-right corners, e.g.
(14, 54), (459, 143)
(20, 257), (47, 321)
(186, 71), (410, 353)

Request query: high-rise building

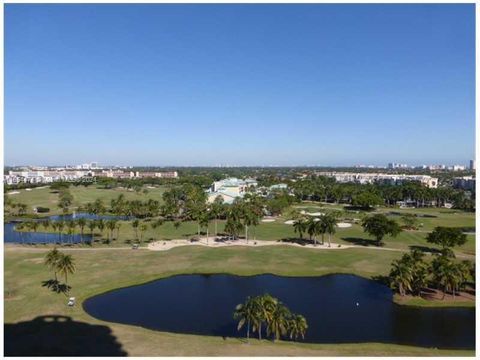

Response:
(469, 160), (475, 170)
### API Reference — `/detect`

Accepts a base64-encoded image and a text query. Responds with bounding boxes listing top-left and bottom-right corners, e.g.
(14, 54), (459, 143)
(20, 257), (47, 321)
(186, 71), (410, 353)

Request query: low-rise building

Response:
(207, 177), (258, 204)
(452, 176), (475, 191)
(316, 172), (438, 188)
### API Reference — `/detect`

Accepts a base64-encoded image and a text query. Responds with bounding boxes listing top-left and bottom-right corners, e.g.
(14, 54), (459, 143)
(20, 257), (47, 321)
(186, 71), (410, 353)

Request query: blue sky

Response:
(5, 4), (475, 166)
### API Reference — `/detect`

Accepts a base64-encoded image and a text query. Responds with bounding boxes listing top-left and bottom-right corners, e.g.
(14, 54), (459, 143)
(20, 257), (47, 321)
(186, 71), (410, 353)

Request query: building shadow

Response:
(4, 315), (127, 356)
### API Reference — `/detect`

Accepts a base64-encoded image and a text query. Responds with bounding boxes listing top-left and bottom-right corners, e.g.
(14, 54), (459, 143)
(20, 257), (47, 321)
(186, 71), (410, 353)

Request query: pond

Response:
(4, 213), (131, 244)
(83, 274), (475, 349)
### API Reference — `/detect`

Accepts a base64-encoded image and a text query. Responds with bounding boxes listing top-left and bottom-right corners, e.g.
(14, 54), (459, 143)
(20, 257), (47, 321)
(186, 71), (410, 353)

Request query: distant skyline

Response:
(5, 4), (475, 166)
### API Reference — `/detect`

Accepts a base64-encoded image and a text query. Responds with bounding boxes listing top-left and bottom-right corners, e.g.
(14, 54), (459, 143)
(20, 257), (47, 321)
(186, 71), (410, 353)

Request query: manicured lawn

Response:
(6, 185), (167, 216)
(4, 246), (473, 356)
(12, 215), (476, 257)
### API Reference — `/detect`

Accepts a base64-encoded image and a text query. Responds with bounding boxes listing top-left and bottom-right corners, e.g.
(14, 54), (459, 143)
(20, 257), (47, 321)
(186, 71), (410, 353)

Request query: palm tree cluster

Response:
(233, 294), (308, 342)
(293, 213), (338, 247)
(30, 218), (121, 245)
(4, 198), (28, 216)
(44, 248), (76, 292)
(389, 247), (474, 299)
(82, 195), (161, 218)
(222, 195), (264, 241)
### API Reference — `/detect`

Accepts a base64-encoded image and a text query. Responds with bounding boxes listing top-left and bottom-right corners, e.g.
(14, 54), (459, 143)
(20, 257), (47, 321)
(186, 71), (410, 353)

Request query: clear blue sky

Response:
(5, 4), (475, 167)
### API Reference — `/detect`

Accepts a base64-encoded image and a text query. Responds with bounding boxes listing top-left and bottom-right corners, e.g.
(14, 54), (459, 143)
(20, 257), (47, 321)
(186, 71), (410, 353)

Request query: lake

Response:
(83, 274), (475, 349)
(4, 213), (131, 244)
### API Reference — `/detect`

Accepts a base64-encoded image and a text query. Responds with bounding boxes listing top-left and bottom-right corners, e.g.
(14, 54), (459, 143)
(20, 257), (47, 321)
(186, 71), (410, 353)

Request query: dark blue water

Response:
(83, 274), (475, 349)
(4, 213), (131, 244)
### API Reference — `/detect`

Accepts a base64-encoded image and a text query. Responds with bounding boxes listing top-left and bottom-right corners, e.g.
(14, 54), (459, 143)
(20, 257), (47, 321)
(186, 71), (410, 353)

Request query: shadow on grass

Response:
(279, 237), (312, 246)
(41, 279), (71, 294)
(409, 245), (442, 254)
(343, 205), (374, 212)
(5, 315), (128, 356)
(341, 237), (380, 247)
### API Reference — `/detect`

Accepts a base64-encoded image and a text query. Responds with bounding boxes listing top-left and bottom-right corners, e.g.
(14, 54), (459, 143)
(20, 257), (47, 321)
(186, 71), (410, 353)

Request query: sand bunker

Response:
(148, 238), (352, 252)
(261, 218), (276, 223)
(337, 222), (352, 228)
(284, 220), (295, 225)
(7, 191), (20, 195)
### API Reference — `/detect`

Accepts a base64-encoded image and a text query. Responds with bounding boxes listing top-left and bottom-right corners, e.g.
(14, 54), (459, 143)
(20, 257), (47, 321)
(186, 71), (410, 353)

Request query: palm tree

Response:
(115, 222), (122, 241)
(66, 220), (76, 244)
(211, 196), (224, 238)
(287, 314), (308, 341)
(97, 219), (105, 242)
(267, 302), (291, 341)
(224, 216), (242, 240)
(106, 220), (117, 243)
(139, 223), (147, 243)
(199, 211), (210, 244)
(87, 220), (96, 244)
(431, 255), (462, 299)
(253, 294), (277, 340)
(77, 217), (87, 244)
(56, 253), (76, 291)
(306, 217), (319, 245)
(57, 220), (65, 244)
(389, 259), (413, 296)
(31, 221), (39, 234)
(293, 218), (307, 240)
(132, 219), (140, 241)
(323, 214), (337, 248)
(233, 296), (257, 341)
(41, 219), (51, 243)
(44, 248), (61, 281)
(50, 222), (58, 244)
(243, 206), (259, 244)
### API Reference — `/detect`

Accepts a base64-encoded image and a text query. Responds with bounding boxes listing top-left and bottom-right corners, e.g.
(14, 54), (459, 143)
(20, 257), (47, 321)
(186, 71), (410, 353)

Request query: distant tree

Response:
(361, 214), (401, 246)
(77, 218), (87, 244)
(87, 220), (96, 244)
(132, 219), (140, 241)
(351, 192), (383, 209)
(139, 223), (147, 243)
(293, 218), (307, 240)
(211, 196), (225, 238)
(106, 220), (117, 243)
(401, 213), (418, 230)
(426, 227), (467, 251)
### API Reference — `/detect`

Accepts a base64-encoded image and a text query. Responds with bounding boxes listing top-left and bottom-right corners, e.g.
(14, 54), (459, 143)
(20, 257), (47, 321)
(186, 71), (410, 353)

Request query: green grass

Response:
(394, 294), (475, 308)
(4, 246), (475, 356)
(13, 213), (476, 257)
(7, 185), (167, 216)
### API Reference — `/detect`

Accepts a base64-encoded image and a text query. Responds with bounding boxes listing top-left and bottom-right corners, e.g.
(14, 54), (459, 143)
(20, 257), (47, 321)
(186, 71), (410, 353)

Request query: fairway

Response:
(6, 185), (167, 216)
(4, 246), (474, 356)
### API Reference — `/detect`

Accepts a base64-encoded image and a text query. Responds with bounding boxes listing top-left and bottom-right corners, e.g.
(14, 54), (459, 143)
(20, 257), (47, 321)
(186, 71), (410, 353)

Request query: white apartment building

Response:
(316, 172), (438, 188)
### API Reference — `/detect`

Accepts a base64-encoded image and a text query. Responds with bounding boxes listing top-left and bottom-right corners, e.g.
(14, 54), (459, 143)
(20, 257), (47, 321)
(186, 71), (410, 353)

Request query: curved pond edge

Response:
(81, 271), (475, 315)
(81, 272), (475, 351)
